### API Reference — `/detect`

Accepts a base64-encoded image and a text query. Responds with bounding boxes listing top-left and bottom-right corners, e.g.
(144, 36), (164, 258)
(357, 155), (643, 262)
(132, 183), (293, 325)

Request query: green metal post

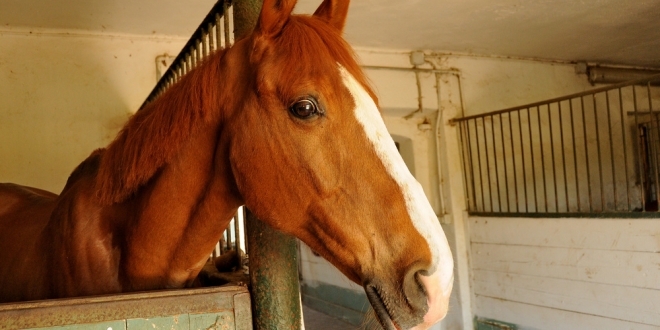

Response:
(232, 0), (303, 329)
(245, 210), (303, 330)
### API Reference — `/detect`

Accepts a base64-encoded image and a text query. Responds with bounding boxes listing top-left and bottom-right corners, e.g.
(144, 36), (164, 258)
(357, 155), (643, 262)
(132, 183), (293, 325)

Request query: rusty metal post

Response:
(245, 209), (303, 330)
(233, 0), (304, 329)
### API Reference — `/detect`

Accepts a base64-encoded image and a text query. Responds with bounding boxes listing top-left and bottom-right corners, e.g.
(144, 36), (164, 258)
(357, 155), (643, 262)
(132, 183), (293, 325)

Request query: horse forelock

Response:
(272, 14), (378, 107)
(94, 50), (227, 205)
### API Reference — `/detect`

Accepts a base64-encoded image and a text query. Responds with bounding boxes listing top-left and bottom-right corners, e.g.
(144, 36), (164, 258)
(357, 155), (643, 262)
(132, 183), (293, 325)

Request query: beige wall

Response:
(0, 30), (185, 192)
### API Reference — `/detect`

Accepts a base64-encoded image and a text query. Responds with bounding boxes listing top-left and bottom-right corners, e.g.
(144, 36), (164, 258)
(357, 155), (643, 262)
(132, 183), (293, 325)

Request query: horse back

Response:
(0, 183), (57, 302)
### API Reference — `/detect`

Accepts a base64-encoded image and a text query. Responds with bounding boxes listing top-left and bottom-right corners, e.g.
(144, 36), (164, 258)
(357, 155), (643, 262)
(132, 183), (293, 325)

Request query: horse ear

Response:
(255, 0), (297, 37)
(313, 0), (350, 32)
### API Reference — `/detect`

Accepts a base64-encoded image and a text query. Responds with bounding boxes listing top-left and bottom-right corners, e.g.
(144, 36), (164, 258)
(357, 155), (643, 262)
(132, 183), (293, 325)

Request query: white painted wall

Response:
(470, 216), (660, 330)
(0, 29), (186, 192)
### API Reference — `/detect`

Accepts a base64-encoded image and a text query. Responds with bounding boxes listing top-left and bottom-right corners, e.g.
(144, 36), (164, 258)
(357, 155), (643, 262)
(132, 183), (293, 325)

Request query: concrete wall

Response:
(0, 29), (186, 192)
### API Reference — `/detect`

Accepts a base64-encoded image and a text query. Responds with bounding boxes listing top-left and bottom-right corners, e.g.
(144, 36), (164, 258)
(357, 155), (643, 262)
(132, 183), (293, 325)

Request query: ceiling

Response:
(2, 0), (659, 67)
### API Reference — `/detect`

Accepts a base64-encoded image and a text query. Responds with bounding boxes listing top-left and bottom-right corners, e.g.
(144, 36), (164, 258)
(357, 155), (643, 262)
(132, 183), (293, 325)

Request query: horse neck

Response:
(118, 42), (250, 289)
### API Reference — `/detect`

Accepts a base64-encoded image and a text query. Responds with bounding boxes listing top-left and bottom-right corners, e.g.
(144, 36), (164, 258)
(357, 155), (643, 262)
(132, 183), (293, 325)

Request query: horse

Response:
(0, 0), (453, 328)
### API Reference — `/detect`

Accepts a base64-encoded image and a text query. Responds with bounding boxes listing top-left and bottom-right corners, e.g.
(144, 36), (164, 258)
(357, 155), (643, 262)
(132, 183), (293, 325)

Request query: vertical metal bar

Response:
(475, 119), (486, 211)
(458, 122), (471, 211)
(226, 219), (233, 251)
(649, 82), (659, 209)
(581, 96), (593, 212)
(548, 104), (559, 212)
(558, 101), (569, 212)
(605, 91), (617, 211)
(234, 0), (303, 328)
(491, 115), (502, 211)
(498, 114), (510, 211)
(215, 12), (227, 49)
(619, 88), (631, 211)
(208, 22), (216, 52)
(233, 212), (242, 268)
(467, 120), (479, 211)
(224, 0), (232, 47)
(537, 106), (548, 212)
(201, 29), (208, 58)
(633, 86), (646, 211)
(593, 94), (605, 211)
(518, 110), (529, 212)
(482, 117), (494, 212)
(569, 99), (580, 212)
(246, 209), (303, 330)
(527, 107), (538, 212)
(509, 112), (520, 213)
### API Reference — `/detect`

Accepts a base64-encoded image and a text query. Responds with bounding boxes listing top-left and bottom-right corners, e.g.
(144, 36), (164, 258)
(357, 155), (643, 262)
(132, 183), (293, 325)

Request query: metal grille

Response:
(140, 0), (233, 109)
(452, 74), (660, 216)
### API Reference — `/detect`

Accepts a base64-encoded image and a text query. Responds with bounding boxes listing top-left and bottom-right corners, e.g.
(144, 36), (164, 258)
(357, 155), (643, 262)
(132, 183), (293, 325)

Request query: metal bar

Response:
(222, 0), (231, 48)
(226, 218), (233, 251)
(593, 94), (605, 211)
(482, 117), (494, 211)
(518, 110), (529, 212)
(619, 88), (631, 211)
(246, 209), (303, 330)
(475, 119), (486, 211)
(216, 13), (223, 48)
(458, 122), (472, 211)
(509, 112), (520, 213)
(450, 73), (660, 124)
(649, 82), (660, 209)
(491, 115), (502, 211)
(558, 101), (569, 212)
(548, 104), (558, 212)
(537, 106), (548, 212)
(571, 99), (580, 212)
(605, 91), (617, 211)
(633, 86), (645, 211)
(527, 107), (538, 212)
(467, 120), (479, 211)
(233, 212), (242, 268)
(498, 114), (510, 211)
(581, 96), (593, 212)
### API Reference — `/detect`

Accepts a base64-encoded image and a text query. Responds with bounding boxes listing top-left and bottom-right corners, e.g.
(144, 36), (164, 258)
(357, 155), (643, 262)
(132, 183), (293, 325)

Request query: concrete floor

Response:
(303, 305), (361, 330)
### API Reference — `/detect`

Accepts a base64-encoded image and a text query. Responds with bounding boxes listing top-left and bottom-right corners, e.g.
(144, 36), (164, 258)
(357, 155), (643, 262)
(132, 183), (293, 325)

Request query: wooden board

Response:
(0, 286), (252, 330)
(469, 216), (660, 329)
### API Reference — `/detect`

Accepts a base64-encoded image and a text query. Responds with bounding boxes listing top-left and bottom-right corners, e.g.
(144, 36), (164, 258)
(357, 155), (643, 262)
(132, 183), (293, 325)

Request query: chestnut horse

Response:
(0, 0), (453, 328)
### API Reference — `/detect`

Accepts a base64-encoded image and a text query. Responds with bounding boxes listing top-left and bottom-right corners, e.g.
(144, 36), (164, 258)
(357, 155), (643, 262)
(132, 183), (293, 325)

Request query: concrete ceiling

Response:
(2, 0), (659, 67)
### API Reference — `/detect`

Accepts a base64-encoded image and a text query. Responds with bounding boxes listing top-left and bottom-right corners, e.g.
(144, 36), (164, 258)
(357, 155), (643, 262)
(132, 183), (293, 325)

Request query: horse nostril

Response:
(403, 268), (430, 315)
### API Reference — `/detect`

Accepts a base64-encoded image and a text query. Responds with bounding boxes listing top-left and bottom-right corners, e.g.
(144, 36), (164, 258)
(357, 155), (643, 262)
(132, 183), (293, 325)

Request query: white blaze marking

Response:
(339, 66), (454, 296)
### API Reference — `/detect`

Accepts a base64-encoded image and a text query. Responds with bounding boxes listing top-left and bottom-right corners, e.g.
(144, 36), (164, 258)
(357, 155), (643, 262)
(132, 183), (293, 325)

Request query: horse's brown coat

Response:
(0, 0), (451, 328)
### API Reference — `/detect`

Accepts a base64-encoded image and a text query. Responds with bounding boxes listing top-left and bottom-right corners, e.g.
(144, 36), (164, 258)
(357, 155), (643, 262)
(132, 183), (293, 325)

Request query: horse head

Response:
(226, 0), (454, 329)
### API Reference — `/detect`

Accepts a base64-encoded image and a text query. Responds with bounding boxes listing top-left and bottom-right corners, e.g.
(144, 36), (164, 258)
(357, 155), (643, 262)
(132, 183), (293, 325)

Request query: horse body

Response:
(0, 0), (454, 328)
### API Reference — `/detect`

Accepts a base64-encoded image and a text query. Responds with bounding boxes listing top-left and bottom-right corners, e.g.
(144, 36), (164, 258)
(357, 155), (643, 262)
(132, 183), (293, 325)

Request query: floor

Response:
(303, 305), (361, 330)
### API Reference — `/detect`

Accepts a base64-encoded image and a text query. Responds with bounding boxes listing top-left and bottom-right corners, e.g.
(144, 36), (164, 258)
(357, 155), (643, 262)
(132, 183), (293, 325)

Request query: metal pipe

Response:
(605, 91), (617, 211)
(581, 96), (593, 212)
(518, 110), (529, 212)
(537, 106), (548, 212)
(570, 99), (580, 212)
(593, 94), (605, 212)
(499, 114), (510, 212)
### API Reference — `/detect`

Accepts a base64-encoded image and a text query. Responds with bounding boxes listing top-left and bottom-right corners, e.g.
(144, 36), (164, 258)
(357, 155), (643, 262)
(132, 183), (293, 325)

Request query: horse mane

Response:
(94, 49), (227, 205)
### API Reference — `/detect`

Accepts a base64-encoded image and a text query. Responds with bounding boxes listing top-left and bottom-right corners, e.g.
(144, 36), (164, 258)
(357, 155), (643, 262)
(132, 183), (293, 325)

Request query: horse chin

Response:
(365, 284), (418, 330)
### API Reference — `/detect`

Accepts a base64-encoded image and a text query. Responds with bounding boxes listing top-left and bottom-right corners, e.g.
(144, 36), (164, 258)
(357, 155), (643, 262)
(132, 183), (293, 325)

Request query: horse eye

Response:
(290, 99), (319, 119)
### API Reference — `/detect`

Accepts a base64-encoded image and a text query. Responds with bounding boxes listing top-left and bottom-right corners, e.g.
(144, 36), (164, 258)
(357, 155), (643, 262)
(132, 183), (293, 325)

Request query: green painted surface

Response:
(246, 209), (303, 330)
(474, 317), (518, 330)
(26, 320), (126, 330)
(189, 311), (235, 330)
(127, 314), (190, 330)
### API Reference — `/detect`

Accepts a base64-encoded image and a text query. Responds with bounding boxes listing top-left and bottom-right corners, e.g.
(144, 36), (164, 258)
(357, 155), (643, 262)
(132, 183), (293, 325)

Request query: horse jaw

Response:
(339, 65), (454, 328)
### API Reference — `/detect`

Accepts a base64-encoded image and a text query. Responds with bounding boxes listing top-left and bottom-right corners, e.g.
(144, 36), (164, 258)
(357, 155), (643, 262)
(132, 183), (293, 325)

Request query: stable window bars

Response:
(452, 74), (660, 217)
